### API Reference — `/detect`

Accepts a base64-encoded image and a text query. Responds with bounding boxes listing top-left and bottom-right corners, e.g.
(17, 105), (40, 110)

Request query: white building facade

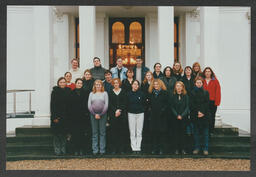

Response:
(7, 6), (251, 134)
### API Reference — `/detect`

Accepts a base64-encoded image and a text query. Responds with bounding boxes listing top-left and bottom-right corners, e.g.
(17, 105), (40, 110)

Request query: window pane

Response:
(174, 46), (177, 61)
(112, 22), (125, 44)
(174, 23), (177, 43)
(129, 22), (142, 44)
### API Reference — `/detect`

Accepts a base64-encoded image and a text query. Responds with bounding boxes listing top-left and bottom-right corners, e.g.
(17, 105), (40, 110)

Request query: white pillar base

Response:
(215, 114), (223, 128)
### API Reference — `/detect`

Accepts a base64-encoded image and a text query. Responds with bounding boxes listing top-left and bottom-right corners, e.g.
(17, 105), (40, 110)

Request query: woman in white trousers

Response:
(126, 80), (145, 154)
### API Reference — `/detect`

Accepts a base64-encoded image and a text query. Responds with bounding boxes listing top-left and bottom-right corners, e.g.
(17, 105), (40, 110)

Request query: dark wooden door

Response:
(109, 18), (145, 69)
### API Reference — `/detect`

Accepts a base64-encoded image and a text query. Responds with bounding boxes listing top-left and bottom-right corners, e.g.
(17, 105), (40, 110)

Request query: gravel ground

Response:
(6, 158), (250, 171)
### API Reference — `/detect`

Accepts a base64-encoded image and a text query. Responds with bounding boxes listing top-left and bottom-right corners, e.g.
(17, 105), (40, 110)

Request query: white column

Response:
(104, 16), (109, 69)
(158, 6), (174, 68)
(53, 13), (69, 85)
(146, 13), (158, 70)
(79, 6), (96, 70)
(185, 10), (200, 67)
(200, 7), (220, 71)
(200, 7), (222, 127)
(33, 6), (54, 119)
(96, 13), (106, 68)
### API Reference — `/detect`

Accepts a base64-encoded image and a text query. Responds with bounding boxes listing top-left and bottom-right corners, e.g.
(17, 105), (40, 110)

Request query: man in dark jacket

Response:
(133, 58), (149, 84)
(90, 57), (107, 80)
(103, 70), (114, 93)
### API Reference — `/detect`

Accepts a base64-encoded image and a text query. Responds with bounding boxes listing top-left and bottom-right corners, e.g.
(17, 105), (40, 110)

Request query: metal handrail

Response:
(7, 89), (35, 117)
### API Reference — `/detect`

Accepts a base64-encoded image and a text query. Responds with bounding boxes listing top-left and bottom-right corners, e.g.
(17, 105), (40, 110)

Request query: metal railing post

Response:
(13, 92), (16, 117)
(29, 91), (32, 114)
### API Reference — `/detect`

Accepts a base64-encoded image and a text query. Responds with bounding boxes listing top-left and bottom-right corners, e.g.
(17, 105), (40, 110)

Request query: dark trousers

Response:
(209, 101), (217, 134)
(151, 130), (166, 152)
(72, 130), (85, 152)
(173, 119), (186, 151)
(109, 117), (126, 153)
(193, 122), (209, 151)
(185, 120), (194, 153)
(142, 111), (151, 153)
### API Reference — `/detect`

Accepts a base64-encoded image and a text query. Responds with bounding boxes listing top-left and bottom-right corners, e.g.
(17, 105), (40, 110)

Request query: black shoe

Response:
(182, 150), (187, 155)
(151, 150), (157, 155)
(74, 151), (79, 156)
(55, 152), (61, 156)
(175, 150), (179, 155)
(79, 150), (84, 156)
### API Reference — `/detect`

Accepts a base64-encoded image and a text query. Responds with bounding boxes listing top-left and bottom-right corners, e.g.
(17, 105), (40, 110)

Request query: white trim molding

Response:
(7, 6), (33, 14)
(219, 7), (250, 13)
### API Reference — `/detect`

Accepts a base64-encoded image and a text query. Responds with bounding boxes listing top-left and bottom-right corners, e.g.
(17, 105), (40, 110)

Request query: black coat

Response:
(50, 86), (71, 134)
(141, 82), (151, 103)
(108, 89), (127, 122)
(68, 88), (90, 133)
(148, 90), (169, 132)
(173, 73), (182, 81)
(190, 87), (210, 126)
(103, 80), (114, 93)
(181, 75), (195, 97)
(153, 71), (164, 79)
(192, 71), (203, 78)
(171, 93), (189, 121)
(160, 76), (177, 96)
(122, 78), (133, 93)
(141, 82), (151, 119)
(82, 78), (95, 92)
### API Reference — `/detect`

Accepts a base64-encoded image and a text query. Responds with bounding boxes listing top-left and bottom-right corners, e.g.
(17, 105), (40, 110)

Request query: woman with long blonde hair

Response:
(171, 81), (189, 155)
(148, 79), (168, 155)
(88, 80), (108, 155)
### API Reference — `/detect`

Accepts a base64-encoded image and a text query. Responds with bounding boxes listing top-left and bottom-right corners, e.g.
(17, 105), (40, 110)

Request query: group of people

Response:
(50, 56), (221, 156)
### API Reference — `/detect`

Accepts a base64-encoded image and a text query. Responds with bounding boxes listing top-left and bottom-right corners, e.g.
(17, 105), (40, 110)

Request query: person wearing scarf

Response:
(190, 77), (210, 156)
(148, 79), (168, 155)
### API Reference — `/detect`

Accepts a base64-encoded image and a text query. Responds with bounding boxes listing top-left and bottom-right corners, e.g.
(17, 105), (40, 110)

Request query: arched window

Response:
(112, 22), (125, 44)
(129, 22), (142, 44)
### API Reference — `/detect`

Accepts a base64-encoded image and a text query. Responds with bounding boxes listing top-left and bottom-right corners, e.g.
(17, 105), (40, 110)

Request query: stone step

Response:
(15, 126), (52, 136)
(15, 126), (240, 136)
(6, 151), (250, 161)
(6, 134), (250, 144)
(6, 142), (250, 154)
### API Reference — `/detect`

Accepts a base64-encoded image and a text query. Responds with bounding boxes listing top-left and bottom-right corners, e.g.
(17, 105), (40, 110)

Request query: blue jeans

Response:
(90, 114), (107, 154)
(186, 122), (194, 135)
(193, 123), (209, 151)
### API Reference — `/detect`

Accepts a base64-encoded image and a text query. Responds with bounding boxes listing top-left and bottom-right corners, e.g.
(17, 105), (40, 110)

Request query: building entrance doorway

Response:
(109, 18), (145, 69)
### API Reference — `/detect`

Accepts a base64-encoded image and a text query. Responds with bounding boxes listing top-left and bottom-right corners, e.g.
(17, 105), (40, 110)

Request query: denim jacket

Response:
(110, 66), (128, 81)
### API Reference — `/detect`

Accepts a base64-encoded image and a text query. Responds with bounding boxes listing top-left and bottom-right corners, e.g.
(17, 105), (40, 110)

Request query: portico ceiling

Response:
(53, 6), (198, 17)
(174, 6), (198, 16)
(54, 6), (79, 16)
(96, 6), (157, 17)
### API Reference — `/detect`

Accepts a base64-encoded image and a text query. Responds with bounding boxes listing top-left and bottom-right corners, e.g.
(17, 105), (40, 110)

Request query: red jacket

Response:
(203, 78), (221, 106)
(66, 83), (76, 90)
